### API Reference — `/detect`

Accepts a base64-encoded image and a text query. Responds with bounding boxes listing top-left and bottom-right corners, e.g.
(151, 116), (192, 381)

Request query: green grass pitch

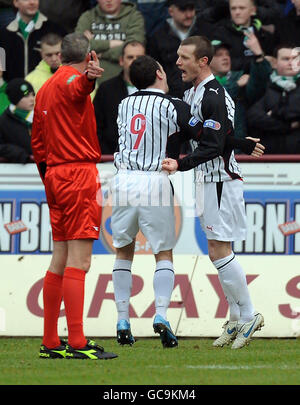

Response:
(0, 337), (299, 385)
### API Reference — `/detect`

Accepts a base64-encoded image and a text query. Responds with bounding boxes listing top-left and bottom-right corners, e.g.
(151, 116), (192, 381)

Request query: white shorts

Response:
(111, 170), (176, 254)
(199, 179), (247, 241)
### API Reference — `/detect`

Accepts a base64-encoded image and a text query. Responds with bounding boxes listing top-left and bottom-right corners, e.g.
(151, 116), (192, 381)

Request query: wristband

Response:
(254, 53), (264, 60)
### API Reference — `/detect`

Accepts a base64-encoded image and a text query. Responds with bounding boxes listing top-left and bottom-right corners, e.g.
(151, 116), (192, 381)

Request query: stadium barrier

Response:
(0, 254), (299, 337)
(0, 157), (299, 337)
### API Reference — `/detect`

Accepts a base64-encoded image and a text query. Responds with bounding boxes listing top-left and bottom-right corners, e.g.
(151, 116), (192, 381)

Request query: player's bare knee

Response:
(116, 241), (135, 261)
(81, 257), (92, 272)
(207, 240), (232, 262)
(155, 249), (173, 263)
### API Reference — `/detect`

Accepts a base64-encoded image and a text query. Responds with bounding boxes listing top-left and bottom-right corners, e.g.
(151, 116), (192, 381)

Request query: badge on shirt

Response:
(67, 74), (80, 84)
(203, 119), (221, 130)
(188, 116), (200, 127)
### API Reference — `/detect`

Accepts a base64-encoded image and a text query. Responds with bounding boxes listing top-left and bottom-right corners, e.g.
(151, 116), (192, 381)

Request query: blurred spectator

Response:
(147, 0), (215, 98)
(93, 40), (145, 154)
(25, 33), (62, 93)
(284, 0), (295, 15)
(214, 0), (275, 72)
(0, 0), (65, 82)
(210, 37), (271, 142)
(39, 0), (90, 33)
(0, 78), (35, 162)
(197, 1), (283, 25)
(91, 0), (169, 37)
(247, 45), (300, 154)
(0, 70), (9, 115)
(131, 0), (169, 37)
(275, 0), (300, 46)
(0, 0), (15, 29)
(75, 0), (145, 84)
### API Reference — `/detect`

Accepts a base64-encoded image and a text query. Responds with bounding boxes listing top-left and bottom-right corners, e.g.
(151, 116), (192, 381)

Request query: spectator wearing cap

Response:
(0, 78), (35, 162)
(147, 0), (215, 98)
(214, 0), (276, 72)
(25, 32), (62, 94)
(0, 0), (66, 83)
(247, 45), (300, 154)
(210, 37), (271, 143)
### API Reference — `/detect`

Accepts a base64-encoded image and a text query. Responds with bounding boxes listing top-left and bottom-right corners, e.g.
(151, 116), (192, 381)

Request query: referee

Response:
(32, 33), (117, 360)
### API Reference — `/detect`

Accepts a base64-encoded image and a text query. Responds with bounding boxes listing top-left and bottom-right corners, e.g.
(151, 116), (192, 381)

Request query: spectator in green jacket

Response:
(25, 32), (62, 94)
(75, 0), (145, 84)
(210, 34), (272, 144)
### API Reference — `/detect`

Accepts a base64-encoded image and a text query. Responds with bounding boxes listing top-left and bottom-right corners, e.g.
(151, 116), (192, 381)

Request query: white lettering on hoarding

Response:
(20, 203), (40, 252)
(0, 203), (13, 252)
(234, 203), (287, 253)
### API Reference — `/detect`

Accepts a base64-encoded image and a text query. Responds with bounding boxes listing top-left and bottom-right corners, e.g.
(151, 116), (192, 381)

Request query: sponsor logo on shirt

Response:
(188, 116), (200, 127)
(203, 119), (221, 130)
(209, 87), (219, 94)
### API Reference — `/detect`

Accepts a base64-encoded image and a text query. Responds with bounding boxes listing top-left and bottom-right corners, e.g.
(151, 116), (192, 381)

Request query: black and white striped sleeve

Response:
(166, 98), (202, 159)
(176, 92), (229, 171)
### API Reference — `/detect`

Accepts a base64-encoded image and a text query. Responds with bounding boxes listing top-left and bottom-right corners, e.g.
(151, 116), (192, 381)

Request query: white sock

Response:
(153, 260), (174, 320)
(213, 253), (255, 323)
(112, 259), (132, 322)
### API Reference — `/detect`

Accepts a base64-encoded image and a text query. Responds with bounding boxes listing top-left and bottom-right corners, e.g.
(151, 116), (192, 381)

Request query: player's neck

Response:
(193, 68), (213, 88)
(146, 80), (167, 93)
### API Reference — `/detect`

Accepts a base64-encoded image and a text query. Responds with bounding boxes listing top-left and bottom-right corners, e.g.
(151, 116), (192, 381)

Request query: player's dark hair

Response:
(181, 36), (214, 64)
(129, 55), (161, 90)
(61, 33), (90, 64)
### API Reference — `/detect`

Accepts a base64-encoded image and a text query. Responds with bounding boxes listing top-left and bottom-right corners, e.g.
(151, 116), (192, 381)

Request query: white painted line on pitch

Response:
(148, 365), (300, 370)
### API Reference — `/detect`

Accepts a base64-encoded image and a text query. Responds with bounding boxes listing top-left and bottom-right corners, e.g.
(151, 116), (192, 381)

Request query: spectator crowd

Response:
(0, 0), (300, 162)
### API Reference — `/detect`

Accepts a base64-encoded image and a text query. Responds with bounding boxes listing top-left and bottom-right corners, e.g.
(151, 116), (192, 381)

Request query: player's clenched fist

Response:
(162, 158), (178, 174)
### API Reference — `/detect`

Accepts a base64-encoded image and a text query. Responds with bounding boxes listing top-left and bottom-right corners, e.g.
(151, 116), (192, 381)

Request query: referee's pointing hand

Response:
(86, 50), (104, 80)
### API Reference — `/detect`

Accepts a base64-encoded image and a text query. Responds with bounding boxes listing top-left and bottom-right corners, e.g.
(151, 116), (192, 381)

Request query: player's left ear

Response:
(199, 56), (209, 67)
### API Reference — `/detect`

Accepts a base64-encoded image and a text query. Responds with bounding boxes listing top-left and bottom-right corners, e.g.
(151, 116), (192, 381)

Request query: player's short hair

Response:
(60, 33), (90, 64)
(41, 33), (62, 47)
(181, 36), (214, 64)
(129, 55), (161, 90)
(121, 40), (145, 57)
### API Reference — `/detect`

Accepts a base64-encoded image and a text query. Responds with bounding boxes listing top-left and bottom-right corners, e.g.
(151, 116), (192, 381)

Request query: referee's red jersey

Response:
(31, 65), (101, 166)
